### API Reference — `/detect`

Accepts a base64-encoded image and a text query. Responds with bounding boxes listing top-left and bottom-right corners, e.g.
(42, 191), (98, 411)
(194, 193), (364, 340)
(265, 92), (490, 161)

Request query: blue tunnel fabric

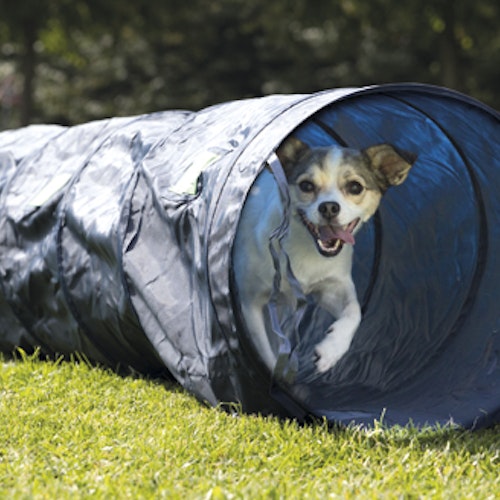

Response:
(0, 84), (498, 429)
(286, 91), (498, 428)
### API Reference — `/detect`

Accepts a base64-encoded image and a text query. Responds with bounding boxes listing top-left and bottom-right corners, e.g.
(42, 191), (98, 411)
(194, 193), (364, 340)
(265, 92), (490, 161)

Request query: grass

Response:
(0, 354), (498, 499)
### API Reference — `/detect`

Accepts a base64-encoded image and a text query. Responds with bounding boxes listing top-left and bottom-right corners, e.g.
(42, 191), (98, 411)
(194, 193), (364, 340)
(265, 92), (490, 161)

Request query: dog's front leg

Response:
(314, 279), (361, 373)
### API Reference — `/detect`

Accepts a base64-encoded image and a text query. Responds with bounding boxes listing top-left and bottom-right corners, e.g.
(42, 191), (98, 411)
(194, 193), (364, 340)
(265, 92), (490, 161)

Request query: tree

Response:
(0, 0), (498, 129)
(0, 0), (162, 126)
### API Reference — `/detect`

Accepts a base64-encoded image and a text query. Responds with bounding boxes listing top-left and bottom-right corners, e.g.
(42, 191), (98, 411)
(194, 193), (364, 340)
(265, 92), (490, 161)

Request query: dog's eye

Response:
(298, 180), (315, 193)
(346, 180), (364, 195)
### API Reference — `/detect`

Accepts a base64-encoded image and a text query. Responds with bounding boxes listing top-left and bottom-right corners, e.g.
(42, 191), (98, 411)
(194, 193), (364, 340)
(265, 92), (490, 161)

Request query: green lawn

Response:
(0, 354), (498, 499)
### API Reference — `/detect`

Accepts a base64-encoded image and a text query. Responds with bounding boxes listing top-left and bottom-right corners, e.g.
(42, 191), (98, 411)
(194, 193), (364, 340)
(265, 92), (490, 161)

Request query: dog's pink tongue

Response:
(319, 225), (355, 245)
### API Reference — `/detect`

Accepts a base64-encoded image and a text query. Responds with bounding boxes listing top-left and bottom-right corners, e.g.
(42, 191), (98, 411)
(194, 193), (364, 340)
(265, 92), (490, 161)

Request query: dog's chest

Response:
(283, 236), (353, 294)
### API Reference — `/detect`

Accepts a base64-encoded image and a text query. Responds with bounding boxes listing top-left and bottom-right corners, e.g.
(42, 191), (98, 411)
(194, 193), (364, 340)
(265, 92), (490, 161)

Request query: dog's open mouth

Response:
(298, 210), (360, 257)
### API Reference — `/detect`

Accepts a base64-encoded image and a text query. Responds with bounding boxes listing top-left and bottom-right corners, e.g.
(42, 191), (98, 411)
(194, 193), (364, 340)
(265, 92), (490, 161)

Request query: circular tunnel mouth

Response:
(247, 90), (497, 427)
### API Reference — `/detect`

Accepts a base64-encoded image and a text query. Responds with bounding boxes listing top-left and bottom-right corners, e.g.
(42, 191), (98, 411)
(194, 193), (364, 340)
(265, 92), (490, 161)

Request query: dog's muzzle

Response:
(298, 209), (359, 257)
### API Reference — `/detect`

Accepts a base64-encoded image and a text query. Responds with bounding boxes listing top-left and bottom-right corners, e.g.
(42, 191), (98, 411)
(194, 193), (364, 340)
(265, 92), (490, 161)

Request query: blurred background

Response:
(0, 0), (498, 129)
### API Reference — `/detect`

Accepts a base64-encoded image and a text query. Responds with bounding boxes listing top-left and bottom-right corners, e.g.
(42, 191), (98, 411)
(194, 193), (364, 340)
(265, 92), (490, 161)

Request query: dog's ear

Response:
(364, 144), (417, 190)
(276, 136), (310, 171)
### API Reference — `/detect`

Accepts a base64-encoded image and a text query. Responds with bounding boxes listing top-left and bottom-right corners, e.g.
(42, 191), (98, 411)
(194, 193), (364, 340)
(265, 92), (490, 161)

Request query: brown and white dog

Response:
(233, 137), (415, 374)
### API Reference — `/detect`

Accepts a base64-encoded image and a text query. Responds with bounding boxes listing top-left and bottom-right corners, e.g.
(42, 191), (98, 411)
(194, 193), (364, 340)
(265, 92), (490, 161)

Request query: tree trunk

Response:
(439, 1), (460, 90)
(20, 20), (38, 126)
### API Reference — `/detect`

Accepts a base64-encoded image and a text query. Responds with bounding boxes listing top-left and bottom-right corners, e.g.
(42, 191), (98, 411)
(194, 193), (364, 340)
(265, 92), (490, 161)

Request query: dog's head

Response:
(276, 137), (416, 257)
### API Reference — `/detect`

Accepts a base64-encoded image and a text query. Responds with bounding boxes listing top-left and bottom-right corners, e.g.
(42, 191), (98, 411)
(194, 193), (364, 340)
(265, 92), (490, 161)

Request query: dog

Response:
(233, 137), (415, 374)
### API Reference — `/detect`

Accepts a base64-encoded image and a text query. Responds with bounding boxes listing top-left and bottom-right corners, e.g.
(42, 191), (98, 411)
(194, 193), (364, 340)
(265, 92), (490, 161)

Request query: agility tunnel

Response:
(0, 83), (498, 429)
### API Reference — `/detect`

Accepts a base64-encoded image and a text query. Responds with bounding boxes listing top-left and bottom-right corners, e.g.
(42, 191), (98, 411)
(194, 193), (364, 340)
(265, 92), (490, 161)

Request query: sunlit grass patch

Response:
(0, 354), (498, 499)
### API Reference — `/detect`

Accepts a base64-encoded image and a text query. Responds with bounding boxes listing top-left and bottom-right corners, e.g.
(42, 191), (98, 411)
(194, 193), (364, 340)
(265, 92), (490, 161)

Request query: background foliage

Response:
(0, 0), (499, 129)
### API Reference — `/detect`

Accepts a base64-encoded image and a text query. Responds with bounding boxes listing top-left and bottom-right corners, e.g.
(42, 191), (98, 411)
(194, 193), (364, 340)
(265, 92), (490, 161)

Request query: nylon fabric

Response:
(0, 84), (498, 428)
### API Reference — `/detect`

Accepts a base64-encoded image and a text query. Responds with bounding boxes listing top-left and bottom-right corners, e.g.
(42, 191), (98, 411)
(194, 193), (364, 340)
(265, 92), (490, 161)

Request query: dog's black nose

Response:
(318, 201), (340, 219)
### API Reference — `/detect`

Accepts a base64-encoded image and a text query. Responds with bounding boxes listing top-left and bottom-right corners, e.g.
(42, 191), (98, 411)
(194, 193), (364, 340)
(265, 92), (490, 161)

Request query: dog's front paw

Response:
(314, 326), (352, 373)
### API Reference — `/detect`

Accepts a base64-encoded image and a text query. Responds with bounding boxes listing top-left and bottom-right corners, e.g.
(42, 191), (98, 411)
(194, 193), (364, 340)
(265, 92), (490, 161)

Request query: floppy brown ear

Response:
(364, 144), (416, 189)
(276, 136), (310, 171)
